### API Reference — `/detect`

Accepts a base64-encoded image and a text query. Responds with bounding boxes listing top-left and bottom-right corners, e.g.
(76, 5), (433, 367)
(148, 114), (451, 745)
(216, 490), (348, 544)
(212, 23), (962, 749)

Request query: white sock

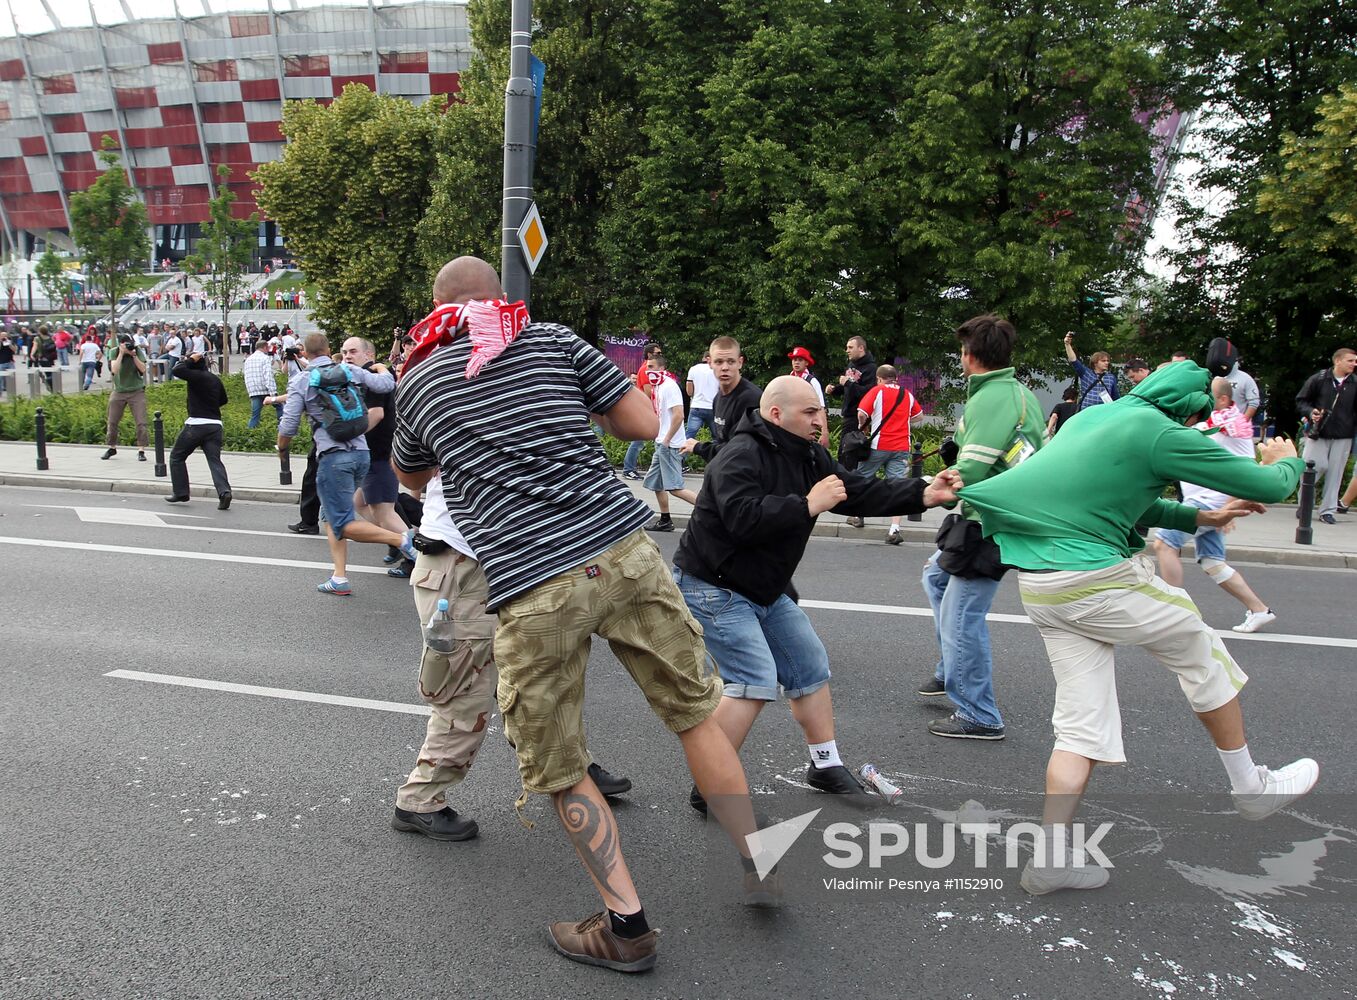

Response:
(1219, 744), (1264, 794)
(889, 524), (900, 534)
(808, 740), (842, 770)
(331, 576), (348, 586)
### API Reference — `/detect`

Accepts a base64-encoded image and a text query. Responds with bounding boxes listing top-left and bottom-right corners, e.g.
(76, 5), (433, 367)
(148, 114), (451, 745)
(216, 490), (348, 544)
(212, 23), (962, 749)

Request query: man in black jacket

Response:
(824, 335), (877, 471)
(673, 376), (960, 809)
(1295, 347), (1356, 523)
(680, 335), (761, 463)
(165, 352), (233, 509)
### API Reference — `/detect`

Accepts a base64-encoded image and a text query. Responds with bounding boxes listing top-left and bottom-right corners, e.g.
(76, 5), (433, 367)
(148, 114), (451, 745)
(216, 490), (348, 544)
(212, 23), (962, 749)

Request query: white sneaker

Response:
(1232, 758), (1320, 821)
(1020, 860), (1110, 896)
(1232, 609), (1277, 633)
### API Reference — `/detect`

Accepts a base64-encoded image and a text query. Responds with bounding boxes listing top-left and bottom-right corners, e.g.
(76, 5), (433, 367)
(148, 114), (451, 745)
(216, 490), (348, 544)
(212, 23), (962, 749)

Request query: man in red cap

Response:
(788, 346), (829, 447)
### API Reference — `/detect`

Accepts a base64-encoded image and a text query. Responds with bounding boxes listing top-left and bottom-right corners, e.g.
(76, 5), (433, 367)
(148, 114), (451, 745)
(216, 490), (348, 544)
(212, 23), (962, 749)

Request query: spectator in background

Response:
(1124, 357), (1151, 387)
(787, 346), (830, 448)
(622, 341), (664, 481)
(824, 335), (877, 468)
(684, 350), (718, 443)
(52, 325), (73, 368)
(643, 357), (698, 533)
(1225, 354), (1261, 422)
(1063, 332), (1119, 409)
(244, 337), (282, 428)
(1046, 385), (1078, 438)
(78, 333), (101, 390)
(853, 364), (924, 543)
(1295, 346), (1357, 524)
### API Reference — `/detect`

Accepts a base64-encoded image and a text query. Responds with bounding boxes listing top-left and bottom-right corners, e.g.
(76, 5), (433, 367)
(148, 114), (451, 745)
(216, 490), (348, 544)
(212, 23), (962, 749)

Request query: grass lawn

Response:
(265, 271), (317, 300)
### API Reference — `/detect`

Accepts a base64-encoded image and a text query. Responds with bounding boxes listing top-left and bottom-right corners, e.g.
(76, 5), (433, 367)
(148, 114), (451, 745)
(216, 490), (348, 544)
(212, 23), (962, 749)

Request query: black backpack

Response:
(308, 364), (368, 442)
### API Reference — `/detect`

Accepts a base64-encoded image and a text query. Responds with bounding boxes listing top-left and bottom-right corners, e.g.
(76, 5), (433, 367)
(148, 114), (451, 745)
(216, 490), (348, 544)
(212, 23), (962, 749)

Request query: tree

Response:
(35, 248), (68, 313)
(183, 164), (258, 373)
(67, 136), (149, 329)
(254, 84), (445, 345)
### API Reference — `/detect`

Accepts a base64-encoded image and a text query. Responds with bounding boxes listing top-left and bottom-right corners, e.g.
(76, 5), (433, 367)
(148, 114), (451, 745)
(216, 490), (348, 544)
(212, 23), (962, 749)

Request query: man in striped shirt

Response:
(393, 257), (765, 973)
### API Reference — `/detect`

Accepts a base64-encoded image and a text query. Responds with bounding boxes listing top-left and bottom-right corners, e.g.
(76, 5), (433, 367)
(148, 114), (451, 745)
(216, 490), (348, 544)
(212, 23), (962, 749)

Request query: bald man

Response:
(673, 376), (961, 811)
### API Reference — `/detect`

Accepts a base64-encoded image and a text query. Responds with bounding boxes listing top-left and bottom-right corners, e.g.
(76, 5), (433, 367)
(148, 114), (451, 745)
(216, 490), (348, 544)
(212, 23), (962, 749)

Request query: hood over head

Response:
(1127, 360), (1213, 421)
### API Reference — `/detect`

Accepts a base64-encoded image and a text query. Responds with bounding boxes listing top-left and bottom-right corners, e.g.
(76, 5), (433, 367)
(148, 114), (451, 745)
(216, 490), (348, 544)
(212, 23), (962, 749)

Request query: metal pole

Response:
(35, 405), (49, 470)
(1295, 460), (1316, 546)
(907, 441), (924, 522)
(153, 410), (167, 477)
(500, 0), (534, 306)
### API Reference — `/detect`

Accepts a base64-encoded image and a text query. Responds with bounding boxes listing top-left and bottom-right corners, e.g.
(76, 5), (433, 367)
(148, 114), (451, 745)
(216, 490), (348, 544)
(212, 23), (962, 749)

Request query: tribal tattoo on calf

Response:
(556, 792), (622, 902)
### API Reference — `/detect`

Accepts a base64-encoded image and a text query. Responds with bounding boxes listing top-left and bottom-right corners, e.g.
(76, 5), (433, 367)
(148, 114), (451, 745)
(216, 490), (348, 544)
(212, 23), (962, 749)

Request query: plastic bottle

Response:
(424, 598), (455, 654)
(859, 763), (904, 804)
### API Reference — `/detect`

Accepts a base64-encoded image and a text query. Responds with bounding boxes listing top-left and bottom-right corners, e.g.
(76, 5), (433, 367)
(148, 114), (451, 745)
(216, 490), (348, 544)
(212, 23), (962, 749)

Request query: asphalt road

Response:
(1, 485), (1353, 1000)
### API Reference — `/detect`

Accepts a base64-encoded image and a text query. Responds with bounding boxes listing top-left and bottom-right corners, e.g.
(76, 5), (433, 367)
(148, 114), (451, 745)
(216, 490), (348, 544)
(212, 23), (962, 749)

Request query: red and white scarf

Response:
(401, 299), (531, 379)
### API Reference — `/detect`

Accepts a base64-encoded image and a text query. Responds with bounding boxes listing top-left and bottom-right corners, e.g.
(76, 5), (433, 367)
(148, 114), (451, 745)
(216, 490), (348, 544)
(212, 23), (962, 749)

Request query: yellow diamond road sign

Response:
(517, 202), (548, 275)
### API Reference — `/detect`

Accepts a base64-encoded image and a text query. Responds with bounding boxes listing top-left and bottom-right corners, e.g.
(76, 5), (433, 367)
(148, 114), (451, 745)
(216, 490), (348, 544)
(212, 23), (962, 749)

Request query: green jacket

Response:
(106, 343), (148, 393)
(959, 361), (1303, 571)
(952, 366), (1046, 521)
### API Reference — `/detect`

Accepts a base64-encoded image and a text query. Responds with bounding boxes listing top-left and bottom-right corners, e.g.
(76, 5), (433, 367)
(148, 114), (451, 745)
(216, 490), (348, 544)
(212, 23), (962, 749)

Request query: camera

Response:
(117, 334), (135, 350)
(283, 346), (301, 360)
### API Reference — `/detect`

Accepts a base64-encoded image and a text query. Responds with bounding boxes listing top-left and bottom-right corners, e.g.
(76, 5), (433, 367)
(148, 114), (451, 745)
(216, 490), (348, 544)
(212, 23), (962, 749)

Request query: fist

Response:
(1257, 436), (1297, 466)
(679, 438), (697, 455)
(807, 474), (848, 516)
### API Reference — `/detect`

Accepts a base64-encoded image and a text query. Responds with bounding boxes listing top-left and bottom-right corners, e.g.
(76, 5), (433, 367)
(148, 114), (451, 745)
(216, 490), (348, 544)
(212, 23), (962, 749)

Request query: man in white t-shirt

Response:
(644, 356), (699, 532)
(163, 330), (184, 382)
(684, 351), (718, 441)
(1154, 377), (1276, 634)
(393, 476), (632, 841)
(78, 336), (102, 390)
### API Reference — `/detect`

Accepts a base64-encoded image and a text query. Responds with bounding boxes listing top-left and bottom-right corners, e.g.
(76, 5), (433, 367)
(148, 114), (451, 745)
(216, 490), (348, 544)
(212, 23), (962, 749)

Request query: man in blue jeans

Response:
(278, 332), (415, 595)
(917, 315), (1045, 740)
(674, 376), (961, 810)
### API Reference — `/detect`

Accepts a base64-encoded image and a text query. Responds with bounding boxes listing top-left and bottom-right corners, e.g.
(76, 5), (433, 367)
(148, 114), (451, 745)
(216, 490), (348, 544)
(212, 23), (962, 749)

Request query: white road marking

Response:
(3, 535), (1352, 649)
(27, 504), (320, 541)
(105, 669), (431, 716)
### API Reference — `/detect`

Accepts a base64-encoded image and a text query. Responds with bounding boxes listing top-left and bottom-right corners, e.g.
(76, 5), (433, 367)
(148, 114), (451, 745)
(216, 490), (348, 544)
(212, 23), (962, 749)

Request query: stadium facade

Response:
(0, 0), (470, 265)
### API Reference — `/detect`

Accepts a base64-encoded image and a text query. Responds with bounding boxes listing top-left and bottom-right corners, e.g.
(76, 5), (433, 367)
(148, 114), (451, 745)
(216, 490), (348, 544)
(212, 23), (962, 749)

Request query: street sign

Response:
(516, 202), (548, 275)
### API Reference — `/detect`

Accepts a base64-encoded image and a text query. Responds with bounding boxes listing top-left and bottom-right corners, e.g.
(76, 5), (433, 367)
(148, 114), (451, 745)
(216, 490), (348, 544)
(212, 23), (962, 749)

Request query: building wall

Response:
(0, 1), (470, 240)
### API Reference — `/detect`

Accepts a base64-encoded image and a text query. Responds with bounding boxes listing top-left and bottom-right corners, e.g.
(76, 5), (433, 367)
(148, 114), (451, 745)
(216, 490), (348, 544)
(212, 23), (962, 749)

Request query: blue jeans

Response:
(674, 568), (831, 701)
(247, 395), (283, 428)
(81, 361), (98, 388)
(921, 550), (1003, 728)
(57, 348), (69, 367)
(623, 438), (645, 474)
(316, 448), (370, 535)
(855, 449), (908, 480)
(686, 408), (715, 439)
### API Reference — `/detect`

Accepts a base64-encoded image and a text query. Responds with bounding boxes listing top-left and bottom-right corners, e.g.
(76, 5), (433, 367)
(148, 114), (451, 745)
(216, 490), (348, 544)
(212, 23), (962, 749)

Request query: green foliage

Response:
(67, 138), (150, 328)
(254, 85), (445, 343)
(182, 165), (259, 373)
(0, 375), (313, 454)
(34, 248), (68, 310)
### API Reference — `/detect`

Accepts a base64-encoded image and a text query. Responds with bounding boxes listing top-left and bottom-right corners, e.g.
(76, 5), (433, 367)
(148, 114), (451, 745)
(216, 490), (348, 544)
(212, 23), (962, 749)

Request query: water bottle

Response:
(859, 764), (903, 804)
(424, 598), (455, 654)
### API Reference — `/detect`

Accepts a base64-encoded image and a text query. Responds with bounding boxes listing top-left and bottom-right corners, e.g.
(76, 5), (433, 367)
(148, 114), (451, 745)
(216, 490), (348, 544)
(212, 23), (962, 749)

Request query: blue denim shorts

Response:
(1155, 498), (1226, 561)
(644, 444), (685, 492)
(854, 448), (908, 480)
(361, 457), (399, 505)
(316, 448), (370, 534)
(673, 568), (831, 700)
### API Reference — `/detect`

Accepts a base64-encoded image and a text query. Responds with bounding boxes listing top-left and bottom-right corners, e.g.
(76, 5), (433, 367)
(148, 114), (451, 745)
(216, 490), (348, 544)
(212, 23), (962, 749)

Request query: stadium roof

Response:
(2, 0), (415, 39)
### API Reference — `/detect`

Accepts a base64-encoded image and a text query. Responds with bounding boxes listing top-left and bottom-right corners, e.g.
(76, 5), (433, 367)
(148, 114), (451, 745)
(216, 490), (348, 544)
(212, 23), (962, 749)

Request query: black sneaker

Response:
(387, 559), (415, 579)
(885, 530), (902, 545)
(622, 470), (643, 481)
(217, 492), (231, 510)
(845, 516), (864, 528)
(391, 805), (478, 841)
(138, 451), (147, 462)
(164, 495), (190, 504)
(645, 517), (674, 533)
(288, 521), (320, 535)
(1338, 502), (1351, 515)
(917, 676), (947, 697)
(100, 448), (117, 460)
(1320, 513), (1337, 525)
(928, 713), (1006, 741)
(805, 764), (876, 808)
(688, 784), (707, 815)
(588, 762), (633, 798)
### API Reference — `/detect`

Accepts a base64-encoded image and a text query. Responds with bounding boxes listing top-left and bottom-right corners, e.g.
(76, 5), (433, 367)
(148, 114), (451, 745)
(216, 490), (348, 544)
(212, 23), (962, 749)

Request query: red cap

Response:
(787, 346), (815, 365)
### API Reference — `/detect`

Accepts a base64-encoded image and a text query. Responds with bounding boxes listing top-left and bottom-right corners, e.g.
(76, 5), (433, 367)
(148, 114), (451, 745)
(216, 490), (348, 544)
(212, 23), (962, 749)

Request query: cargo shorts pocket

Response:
(617, 536), (662, 581)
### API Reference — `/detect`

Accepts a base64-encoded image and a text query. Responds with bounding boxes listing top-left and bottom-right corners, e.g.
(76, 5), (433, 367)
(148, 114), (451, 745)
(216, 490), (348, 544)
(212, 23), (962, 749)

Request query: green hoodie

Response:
(959, 361), (1303, 571)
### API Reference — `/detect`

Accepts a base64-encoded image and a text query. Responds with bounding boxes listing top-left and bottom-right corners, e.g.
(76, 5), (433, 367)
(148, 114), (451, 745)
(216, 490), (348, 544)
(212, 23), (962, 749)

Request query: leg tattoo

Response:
(556, 792), (621, 902)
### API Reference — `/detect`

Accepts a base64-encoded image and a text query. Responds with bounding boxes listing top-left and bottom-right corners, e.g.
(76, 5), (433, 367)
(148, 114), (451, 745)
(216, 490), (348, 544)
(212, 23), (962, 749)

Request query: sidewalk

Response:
(1, 440), (1353, 569)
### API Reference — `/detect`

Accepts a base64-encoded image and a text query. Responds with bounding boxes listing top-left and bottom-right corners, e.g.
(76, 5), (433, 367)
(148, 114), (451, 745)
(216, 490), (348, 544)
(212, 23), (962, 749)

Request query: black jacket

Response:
(692, 377), (762, 461)
(173, 359), (229, 420)
(1295, 369), (1356, 440)
(834, 352), (877, 419)
(674, 412), (927, 605)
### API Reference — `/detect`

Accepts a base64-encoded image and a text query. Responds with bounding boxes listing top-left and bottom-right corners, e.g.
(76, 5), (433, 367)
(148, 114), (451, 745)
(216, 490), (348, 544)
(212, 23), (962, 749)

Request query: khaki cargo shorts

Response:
(494, 529), (723, 795)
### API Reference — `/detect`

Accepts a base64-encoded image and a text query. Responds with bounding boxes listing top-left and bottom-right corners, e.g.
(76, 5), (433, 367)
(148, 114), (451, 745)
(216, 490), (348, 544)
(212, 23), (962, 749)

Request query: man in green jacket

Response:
(917, 315), (1046, 740)
(101, 332), (149, 462)
(961, 361), (1318, 896)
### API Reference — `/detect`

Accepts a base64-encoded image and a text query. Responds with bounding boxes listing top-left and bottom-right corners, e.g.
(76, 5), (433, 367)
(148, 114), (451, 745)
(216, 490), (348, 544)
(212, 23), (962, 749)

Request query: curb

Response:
(0, 473), (298, 504)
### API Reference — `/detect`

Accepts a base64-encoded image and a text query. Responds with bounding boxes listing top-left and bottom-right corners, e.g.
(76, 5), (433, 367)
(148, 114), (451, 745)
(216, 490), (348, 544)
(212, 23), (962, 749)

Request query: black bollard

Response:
(153, 410), (167, 477)
(279, 447), (292, 486)
(1295, 460), (1316, 545)
(907, 440), (924, 522)
(35, 406), (49, 471)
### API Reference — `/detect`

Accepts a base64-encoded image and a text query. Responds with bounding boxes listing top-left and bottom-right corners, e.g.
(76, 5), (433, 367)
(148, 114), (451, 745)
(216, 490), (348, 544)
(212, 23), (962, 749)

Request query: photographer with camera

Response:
(101, 333), (149, 462)
(164, 352), (233, 509)
(1295, 346), (1356, 524)
(244, 335), (283, 429)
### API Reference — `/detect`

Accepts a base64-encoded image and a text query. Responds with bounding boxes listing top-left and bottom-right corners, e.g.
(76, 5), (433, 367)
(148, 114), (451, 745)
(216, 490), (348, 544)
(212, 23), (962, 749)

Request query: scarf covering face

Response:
(401, 299), (531, 379)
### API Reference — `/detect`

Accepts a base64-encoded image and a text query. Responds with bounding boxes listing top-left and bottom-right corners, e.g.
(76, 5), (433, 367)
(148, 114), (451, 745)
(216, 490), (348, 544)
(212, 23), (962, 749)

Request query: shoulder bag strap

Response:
(868, 386), (909, 442)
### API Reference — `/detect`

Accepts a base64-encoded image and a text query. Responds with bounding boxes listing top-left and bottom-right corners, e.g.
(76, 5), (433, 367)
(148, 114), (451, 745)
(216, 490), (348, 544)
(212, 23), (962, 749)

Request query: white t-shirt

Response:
(165, 336), (183, 357)
(1182, 415), (1258, 508)
(652, 377), (684, 446)
(686, 362), (718, 410)
(420, 476), (477, 559)
(79, 341), (101, 363)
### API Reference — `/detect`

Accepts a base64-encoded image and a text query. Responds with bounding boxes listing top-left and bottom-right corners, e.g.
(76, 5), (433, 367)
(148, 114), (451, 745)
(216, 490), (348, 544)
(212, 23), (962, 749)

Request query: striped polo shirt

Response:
(393, 322), (650, 610)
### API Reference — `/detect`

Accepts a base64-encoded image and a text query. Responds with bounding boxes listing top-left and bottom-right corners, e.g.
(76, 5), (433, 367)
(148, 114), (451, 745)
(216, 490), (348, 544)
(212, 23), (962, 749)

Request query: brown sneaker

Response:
(743, 869), (784, 908)
(547, 912), (658, 973)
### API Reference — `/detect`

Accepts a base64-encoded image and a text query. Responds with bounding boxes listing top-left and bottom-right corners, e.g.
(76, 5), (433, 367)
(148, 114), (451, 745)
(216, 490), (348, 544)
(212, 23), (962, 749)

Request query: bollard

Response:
(1295, 460), (1316, 546)
(35, 406), (49, 471)
(153, 410), (167, 477)
(279, 447), (292, 485)
(907, 440), (924, 522)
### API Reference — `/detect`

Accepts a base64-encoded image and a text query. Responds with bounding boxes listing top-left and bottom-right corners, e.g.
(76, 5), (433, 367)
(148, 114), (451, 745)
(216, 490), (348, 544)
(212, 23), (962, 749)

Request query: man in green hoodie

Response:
(960, 361), (1318, 896)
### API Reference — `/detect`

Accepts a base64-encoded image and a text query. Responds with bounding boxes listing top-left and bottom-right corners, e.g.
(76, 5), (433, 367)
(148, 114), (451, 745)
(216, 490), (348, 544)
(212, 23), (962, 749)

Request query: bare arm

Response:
(1063, 334), (1078, 363)
(592, 387), (660, 441)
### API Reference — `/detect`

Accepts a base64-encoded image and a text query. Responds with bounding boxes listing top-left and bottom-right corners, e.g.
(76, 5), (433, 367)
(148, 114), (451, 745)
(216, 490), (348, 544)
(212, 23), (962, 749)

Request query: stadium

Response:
(0, 0), (471, 267)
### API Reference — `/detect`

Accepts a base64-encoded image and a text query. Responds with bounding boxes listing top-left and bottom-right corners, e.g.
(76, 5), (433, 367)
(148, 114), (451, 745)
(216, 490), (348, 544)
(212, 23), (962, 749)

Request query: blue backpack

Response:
(308, 364), (368, 442)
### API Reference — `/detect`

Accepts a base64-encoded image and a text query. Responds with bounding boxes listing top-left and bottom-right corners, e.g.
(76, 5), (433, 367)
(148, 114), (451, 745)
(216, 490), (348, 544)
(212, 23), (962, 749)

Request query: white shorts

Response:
(1018, 554), (1247, 763)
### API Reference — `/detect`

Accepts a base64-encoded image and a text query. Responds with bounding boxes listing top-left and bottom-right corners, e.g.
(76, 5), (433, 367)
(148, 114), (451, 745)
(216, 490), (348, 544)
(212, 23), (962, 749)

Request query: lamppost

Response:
(500, 0), (534, 306)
